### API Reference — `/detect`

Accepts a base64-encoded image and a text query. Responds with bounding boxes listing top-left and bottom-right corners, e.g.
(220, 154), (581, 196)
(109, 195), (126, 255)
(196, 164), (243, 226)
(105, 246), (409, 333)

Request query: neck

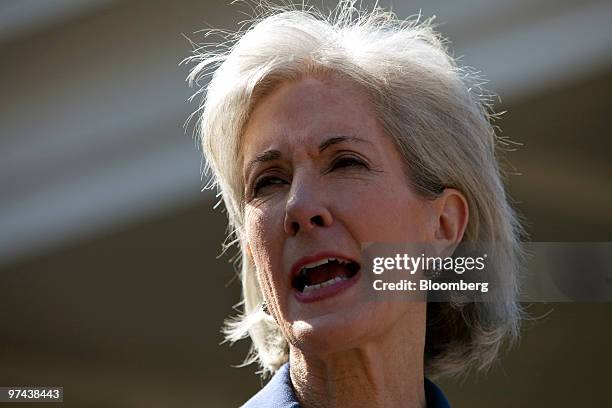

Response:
(289, 319), (426, 408)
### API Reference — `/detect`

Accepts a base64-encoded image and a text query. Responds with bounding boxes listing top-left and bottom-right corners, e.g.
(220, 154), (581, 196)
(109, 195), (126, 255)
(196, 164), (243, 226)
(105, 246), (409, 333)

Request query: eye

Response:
(252, 175), (288, 196)
(330, 155), (368, 170)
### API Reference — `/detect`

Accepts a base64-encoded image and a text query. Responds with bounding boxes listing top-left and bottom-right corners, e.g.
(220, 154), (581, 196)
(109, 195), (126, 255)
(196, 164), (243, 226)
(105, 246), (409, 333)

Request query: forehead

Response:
(241, 75), (381, 160)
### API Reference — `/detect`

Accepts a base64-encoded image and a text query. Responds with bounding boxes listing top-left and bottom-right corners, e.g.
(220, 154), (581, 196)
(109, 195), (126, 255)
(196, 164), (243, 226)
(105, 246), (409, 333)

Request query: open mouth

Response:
(292, 258), (360, 293)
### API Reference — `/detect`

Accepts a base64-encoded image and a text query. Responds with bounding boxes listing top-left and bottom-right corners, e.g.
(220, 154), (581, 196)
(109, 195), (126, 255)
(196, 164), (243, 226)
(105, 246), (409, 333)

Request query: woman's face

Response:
(242, 75), (437, 354)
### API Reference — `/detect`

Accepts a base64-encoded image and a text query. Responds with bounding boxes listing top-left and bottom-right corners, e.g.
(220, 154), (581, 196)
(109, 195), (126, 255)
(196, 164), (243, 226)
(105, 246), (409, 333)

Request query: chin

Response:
(286, 299), (403, 357)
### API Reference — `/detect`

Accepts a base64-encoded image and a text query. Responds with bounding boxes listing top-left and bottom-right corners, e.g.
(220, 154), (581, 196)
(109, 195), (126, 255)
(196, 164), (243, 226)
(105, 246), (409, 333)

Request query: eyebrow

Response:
(244, 135), (372, 177)
(244, 150), (282, 178)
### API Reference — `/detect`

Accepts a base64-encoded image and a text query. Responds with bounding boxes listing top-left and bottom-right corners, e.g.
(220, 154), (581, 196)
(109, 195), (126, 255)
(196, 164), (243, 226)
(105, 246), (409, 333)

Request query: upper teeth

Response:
(300, 258), (349, 272)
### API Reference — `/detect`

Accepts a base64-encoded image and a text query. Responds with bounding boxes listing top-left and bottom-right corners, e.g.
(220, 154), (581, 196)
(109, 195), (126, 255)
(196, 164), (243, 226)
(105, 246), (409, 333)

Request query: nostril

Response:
(311, 215), (324, 227)
(286, 213), (329, 235)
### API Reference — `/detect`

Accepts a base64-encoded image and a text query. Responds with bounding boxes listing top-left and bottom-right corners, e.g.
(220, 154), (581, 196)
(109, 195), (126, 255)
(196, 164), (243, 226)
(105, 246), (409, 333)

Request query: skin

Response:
(241, 74), (468, 408)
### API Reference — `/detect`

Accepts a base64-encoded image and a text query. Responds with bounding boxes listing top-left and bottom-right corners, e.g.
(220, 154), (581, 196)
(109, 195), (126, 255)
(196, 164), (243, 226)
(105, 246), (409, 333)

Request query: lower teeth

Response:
(302, 276), (348, 293)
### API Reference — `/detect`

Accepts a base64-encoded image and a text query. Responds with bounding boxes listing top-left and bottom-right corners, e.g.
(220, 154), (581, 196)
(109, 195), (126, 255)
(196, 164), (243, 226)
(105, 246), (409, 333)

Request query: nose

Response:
(283, 177), (333, 236)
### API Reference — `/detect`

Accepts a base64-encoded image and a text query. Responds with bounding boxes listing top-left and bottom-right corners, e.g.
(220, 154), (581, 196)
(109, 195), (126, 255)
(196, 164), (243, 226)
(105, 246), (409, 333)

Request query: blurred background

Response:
(0, 0), (611, 406)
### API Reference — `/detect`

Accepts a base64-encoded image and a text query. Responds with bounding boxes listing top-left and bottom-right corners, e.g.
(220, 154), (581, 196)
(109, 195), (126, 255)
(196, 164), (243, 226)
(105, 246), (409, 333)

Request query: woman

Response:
(186, 2), (523, 407)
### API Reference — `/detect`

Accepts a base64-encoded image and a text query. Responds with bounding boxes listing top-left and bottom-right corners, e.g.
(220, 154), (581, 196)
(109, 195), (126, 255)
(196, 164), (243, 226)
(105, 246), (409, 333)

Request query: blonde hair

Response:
(186, 0), (524, 378)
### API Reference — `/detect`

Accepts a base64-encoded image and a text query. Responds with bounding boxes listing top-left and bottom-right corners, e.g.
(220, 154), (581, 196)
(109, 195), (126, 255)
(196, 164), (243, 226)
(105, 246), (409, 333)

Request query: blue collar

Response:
(242, 363), (451, 407)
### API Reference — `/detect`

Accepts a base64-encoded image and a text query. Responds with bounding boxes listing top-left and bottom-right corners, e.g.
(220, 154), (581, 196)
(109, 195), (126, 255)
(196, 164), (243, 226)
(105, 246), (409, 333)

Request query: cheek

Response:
(335, 179), (434, 242)
(244, 205), (286, 302)
(245, 207), (273, 275)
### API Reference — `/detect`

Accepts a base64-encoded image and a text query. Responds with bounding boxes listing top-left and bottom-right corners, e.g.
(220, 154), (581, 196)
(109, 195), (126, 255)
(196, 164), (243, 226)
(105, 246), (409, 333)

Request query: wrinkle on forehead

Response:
(240, 74), (379, 175)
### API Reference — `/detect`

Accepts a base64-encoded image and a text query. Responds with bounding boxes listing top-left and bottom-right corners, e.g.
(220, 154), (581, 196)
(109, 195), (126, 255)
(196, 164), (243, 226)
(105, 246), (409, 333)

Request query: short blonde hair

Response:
(186, 0), (524, 377)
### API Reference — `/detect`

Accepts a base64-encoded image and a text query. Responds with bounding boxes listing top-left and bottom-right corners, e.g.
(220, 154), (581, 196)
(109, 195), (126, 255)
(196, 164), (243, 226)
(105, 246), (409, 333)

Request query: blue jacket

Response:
(242, 363), (451, 407)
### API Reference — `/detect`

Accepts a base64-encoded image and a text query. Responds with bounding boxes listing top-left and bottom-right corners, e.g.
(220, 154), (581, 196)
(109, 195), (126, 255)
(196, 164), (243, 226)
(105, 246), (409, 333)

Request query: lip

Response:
(290, 251), (361, 303)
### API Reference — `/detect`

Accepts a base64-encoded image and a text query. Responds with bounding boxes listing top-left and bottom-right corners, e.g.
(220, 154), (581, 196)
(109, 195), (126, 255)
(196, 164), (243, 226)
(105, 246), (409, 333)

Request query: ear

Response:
(432, 188), (469, 254)
(245, 241), (254, 264)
